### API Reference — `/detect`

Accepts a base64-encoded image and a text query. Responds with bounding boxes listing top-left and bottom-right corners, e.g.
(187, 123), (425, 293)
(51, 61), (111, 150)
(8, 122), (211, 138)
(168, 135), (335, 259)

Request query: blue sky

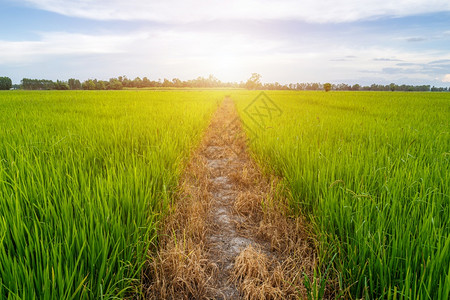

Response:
(1, 0), (450, 86)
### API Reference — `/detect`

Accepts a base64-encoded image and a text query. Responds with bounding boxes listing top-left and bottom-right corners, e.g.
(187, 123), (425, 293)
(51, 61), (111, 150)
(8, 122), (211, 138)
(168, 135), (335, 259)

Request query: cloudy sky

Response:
(1, 0), (450, 85)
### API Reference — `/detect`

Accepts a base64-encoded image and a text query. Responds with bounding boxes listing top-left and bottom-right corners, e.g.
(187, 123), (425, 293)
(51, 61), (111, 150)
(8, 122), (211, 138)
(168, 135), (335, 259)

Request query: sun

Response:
(209, 52), (244, 81)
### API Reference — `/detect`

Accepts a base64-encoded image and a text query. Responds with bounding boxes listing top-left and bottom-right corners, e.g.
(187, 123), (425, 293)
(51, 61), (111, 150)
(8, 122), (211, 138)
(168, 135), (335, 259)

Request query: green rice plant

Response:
(0, 90), (220, 299)
(303, 253), (337, 300)
(234, 90), (450, 299)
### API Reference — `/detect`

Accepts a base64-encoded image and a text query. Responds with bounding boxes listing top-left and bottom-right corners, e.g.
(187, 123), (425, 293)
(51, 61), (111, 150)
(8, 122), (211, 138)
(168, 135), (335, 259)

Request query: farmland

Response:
(0, 90), (219, 299)
(235, 91), (450, 299)
(0, 89), (448, 299)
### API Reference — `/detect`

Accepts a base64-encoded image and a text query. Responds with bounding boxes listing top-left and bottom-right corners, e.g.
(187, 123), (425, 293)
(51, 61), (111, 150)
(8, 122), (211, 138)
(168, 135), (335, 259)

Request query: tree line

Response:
(18, 75), (240, 90)
(0, 75), (448, 91)
(20, 78), (124, 90)
(246, 73), (445, 92)
(321, 82), (435, 92)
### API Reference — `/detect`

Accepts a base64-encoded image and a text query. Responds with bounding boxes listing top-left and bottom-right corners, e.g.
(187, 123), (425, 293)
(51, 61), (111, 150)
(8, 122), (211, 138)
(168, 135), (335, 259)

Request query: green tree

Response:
(0, 77), (12, 90)
(68, 78), (82, 90)
(82, 79), (96, 90)
(352, 84), (360, 91)
(131, 77), (142, 88)
(96, 81), (106, 90)
(162, 78), (172, 87)
(122, 77), (132, 88)
(54, 80), (69, 90)
(323, 83), (332, 92)
(310, 82), (319, 90)
(21, 78), (54, 90)
(108, 78), (123, 90)
(172, 78), (182, 87)
(245, 73), (262, 90)
(142, 77), (151, 87)
(390, 83), (396, 92)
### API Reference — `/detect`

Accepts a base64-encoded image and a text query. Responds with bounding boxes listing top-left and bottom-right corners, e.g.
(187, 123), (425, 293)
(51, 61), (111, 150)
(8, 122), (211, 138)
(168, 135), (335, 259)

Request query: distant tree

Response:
(245, 73), (262, 90)
(133, 77), (143, 88)
(390, 83), (396, 92)
(21, 78), (33, 90)
(296, 83), (307, 90)
(108, 78), (123, 90)
(96, 80), (107, 90)
(162, 78), (172, 87)
(68, 78), (82, 90)
(21, 78), (54, 90)
(351, 84), (360, 91)
(430, 86), (448, 92)
(54, 80), (69, 90)
(82, 79), (96, 90)
(172, 78), (182, 87)
(264, 81), (289, 90)
(0, 77), (12, 90)
(335, 83), (351, 91)
(142, 77), (151, 87)
(11, 75), (444, 92)
(122, 77), (132, 88)
(207, 74), (219, 87)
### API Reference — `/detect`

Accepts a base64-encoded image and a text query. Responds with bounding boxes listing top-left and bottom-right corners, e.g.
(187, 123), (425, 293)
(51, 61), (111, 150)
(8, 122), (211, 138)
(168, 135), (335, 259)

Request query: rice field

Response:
(0, 90), (220, 299)
(234, 91), (450, 299)
(1, 90), (448, 299)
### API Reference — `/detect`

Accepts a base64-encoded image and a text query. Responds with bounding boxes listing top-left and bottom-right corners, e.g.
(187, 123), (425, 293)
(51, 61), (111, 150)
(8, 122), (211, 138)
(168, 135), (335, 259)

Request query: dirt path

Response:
(146, 97), (319, 299)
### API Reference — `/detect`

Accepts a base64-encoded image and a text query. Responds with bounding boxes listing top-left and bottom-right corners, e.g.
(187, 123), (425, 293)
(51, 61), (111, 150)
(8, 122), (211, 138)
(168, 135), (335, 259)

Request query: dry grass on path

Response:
(145, 97), (322, 299)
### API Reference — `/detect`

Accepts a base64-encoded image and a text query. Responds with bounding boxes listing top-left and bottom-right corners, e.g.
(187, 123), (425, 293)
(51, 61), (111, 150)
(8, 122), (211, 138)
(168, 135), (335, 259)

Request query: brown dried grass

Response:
(232, 245), (297, 300)
(145, 97), (327, 299)
(234, 191), (262, 219)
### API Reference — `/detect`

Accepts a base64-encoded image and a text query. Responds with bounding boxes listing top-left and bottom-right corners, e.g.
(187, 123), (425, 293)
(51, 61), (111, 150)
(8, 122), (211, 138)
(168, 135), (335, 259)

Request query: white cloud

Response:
(16, 0), (450, 23)
(0, 32), (151, 65)
(2, 27), (448, 85)
(443, 74), (450, 82)
(0, 29), (285, 81)
(0, 32), (147, 64)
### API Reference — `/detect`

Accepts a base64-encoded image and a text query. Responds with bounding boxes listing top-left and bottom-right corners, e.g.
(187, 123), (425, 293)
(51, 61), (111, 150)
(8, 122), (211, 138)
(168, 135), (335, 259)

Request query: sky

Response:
(1, 0), (450, 86)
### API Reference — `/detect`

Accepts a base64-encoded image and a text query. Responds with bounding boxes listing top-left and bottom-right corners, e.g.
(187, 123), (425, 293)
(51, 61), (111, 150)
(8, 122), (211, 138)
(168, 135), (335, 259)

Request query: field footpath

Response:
(146, 97), (320, 299)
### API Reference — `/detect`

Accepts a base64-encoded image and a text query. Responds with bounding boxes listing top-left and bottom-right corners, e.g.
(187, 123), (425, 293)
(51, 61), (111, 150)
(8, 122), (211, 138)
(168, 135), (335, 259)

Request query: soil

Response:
(204, 98), (275, 299)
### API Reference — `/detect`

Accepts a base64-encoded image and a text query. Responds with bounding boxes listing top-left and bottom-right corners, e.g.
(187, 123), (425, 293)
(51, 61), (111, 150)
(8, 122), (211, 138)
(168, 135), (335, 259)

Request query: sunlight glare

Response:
(209, 52), (245, 81)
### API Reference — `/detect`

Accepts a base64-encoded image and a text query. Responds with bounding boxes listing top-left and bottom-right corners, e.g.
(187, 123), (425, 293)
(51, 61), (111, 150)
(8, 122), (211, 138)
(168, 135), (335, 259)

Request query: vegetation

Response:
(21, 78), (56, 90)
(235, 91), (450, 299)
(1, 88), (448, 299)
(0, 90), (220, 299)
(0, 77), (12, 90)
(16, 75), (449, 92)
(245, 72), (263, 90)
(19, 75), (239, 91)
(21, 78), (122, 90)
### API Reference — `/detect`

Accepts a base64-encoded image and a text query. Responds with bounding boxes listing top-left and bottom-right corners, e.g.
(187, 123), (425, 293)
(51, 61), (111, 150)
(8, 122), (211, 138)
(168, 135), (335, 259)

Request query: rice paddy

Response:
(0, 89), (448, 299)
(0, 90), (219, 299)
(234, 90), (450, 299)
